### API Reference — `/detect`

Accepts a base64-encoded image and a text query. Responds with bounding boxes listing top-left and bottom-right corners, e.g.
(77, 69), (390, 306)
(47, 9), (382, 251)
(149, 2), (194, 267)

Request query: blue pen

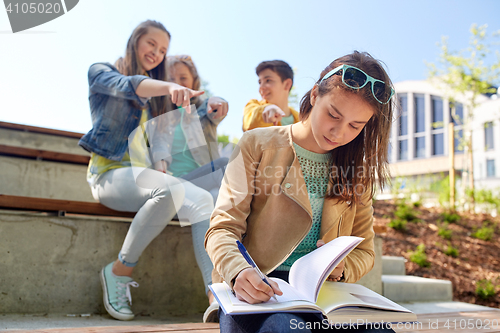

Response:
(236, 240), (278, 301)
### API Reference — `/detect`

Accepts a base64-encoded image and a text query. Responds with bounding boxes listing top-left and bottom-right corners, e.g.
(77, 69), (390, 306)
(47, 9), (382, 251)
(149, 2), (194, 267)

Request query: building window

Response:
(486, 159), (496, 178)
(415, 137), (425, 158)
(431, 96), (444, 156)
(450, 102), (463, 125)
(414, 94), (425, 133)
(454, 129), (464, 153)
(450, 102), (464, 153)
(414, 94), (425, 158)
(397, 94), (408, 161)
(433, 133), (444, 155)
(399, 95), (408, 136)
(399, 140), (408, 161)
(485, 122), (494, 151)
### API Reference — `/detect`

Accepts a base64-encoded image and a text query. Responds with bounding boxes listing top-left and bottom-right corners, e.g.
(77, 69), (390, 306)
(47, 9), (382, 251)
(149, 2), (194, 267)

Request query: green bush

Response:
(471, 225), (495, 241)
(388, 218), (407, 231)
(444, 243), (459, 257)
(474, 189), (500, 208)
(475, 279), (497, 299)
(441, 212), (460, 224)
(429, 174), (450, 208)
(438, 223), (453, 240)
(412, 201), (422, 208)
(408, 244), (431, 267)
(395, 204), (418, 222)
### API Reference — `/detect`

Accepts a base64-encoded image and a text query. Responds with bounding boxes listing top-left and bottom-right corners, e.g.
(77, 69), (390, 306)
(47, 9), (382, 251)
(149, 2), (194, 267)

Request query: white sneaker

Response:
(100, 262), (139, 321)
(203, 300), (220, 323)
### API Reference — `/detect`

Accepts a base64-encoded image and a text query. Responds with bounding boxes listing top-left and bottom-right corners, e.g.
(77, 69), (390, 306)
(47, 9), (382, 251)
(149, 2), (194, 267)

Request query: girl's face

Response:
(169, 63), (194, 89)
(307, 86), (374, 154)
(136, 27), (170, 72)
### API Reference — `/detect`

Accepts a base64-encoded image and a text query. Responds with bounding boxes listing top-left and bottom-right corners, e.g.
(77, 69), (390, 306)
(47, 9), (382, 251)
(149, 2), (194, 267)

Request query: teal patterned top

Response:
(277, 142), (330, 271)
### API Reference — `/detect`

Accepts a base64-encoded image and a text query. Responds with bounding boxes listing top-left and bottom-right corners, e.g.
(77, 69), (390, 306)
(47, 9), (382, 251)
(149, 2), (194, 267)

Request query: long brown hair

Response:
(166, 55), (202, 107)
(115, 20), (171, 117)
(299, 51), (394, 205)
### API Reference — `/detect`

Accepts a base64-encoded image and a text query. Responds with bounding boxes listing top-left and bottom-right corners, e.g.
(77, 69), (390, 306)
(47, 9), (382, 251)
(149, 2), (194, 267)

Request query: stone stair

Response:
(381, 255), (453, 302)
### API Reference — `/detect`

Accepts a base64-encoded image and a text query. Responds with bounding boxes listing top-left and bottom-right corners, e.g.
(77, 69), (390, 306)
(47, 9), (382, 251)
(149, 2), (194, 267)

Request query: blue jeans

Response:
(219, 310), (396, 333)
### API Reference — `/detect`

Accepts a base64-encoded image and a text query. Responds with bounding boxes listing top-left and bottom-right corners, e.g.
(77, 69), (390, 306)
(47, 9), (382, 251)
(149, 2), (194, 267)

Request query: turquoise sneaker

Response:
(100, 262), (139, 321)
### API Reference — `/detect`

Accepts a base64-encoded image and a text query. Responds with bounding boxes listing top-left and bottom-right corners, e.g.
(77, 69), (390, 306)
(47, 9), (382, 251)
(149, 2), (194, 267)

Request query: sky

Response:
(1, 0), (499, 140)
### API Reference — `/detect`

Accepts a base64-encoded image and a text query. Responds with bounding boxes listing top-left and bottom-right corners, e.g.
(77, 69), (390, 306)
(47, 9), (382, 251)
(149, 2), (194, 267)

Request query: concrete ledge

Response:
(0, 156), (94, 202)
(0, 211), (207, 316)
(382, 275), (453, 303)
(382, 255), (406, 275)
(355, 236), (382, 294)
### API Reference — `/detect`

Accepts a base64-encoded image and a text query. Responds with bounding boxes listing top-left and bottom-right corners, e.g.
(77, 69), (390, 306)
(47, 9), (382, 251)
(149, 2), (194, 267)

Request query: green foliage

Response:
(408, 244), (431, 267)
(471, 224), (495, 241)
(427, 24), (500, 107)
(217, 134), (230, 144)
(438, 223), (453, 240)
(444, 243), (459, 257)
(429, 174), (451, 208)
(388, 218), (407, 231)
(441, 212), (460, 224)
(427, 24), (500, 204)
(412, 201), (422, 208)
(395, 204), (418, 222)
(474, 188), (500, 209)
(475, 279), (497, 299)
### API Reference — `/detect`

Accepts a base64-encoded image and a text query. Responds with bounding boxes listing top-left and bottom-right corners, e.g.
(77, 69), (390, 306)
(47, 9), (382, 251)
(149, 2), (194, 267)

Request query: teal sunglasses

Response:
(320, 64), (394, 104)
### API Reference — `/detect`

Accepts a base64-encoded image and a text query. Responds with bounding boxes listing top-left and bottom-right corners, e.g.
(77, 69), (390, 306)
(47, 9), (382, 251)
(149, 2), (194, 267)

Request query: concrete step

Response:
(0, 126), (86, 156)
(382, 275), (453, 303)
(0, 155), (94, 202)
(0, 210), (208, 317)
(382, 255), (406, 275)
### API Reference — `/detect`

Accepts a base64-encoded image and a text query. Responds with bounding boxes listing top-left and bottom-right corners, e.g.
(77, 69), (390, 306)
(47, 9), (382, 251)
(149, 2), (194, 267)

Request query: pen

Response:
(236, 240), (278, 301)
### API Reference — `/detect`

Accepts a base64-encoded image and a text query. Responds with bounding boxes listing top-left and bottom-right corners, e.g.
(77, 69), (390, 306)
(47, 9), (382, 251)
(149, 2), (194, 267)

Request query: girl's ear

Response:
(310, 85), (319, 106)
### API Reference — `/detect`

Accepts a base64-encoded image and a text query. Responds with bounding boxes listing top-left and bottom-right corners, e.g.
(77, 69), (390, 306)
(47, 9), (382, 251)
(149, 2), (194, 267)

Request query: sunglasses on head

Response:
(320, 64), (394, 104)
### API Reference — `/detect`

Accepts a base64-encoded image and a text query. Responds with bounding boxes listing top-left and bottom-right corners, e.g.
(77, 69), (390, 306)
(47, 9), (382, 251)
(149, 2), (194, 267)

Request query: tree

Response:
(427, 24), (500, 211)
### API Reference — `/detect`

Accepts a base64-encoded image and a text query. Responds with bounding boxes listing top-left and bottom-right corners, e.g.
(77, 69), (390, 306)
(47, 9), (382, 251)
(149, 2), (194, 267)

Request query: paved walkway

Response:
(2, 302), (498, 333)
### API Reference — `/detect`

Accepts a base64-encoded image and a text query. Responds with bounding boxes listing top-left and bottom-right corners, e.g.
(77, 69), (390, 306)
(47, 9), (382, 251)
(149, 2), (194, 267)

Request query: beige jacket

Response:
(205, 125), (375, 288)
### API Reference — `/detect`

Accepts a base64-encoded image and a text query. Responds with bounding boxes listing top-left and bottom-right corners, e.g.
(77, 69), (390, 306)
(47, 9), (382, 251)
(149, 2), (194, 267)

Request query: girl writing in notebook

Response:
(205, 51), (396, 332)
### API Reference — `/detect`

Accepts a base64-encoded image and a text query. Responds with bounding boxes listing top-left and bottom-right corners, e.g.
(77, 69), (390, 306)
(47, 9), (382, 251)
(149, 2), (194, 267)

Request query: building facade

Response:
(388, 80), (500, 190)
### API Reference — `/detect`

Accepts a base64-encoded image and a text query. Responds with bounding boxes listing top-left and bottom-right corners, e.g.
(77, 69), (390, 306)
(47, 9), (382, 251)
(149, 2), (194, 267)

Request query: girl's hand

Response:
(317, 240), (345, 282)
(207, 97), (229, 119)
(166, 82), (204, 113)
(233, 268), (283, 304)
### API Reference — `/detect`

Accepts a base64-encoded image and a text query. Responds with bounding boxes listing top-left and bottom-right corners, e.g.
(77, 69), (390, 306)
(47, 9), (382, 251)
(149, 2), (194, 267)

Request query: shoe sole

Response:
(203, 302), (220, 323)
(100, 267), (134, 321)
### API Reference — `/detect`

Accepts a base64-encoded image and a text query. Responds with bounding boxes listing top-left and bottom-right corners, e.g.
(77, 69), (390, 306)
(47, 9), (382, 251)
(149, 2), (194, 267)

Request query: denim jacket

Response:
(79, 62), (224, 164)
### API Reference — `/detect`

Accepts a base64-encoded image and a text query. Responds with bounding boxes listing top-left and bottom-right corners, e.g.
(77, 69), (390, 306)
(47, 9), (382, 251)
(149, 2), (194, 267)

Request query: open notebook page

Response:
(288, 236), (364, 303)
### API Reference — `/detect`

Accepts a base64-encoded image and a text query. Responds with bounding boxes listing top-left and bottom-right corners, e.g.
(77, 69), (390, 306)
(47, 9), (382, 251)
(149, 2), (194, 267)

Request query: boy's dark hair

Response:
(256, 60), (294, 89)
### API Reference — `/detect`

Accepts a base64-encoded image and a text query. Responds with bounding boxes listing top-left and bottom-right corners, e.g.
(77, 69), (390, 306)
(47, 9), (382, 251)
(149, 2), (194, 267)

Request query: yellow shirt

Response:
(242, 99), (299, 132)
(86, 109), (150, 185)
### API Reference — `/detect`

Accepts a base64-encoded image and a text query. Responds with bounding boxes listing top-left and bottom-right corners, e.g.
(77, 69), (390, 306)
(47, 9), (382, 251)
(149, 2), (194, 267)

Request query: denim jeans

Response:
(91, 159), (227, 293)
